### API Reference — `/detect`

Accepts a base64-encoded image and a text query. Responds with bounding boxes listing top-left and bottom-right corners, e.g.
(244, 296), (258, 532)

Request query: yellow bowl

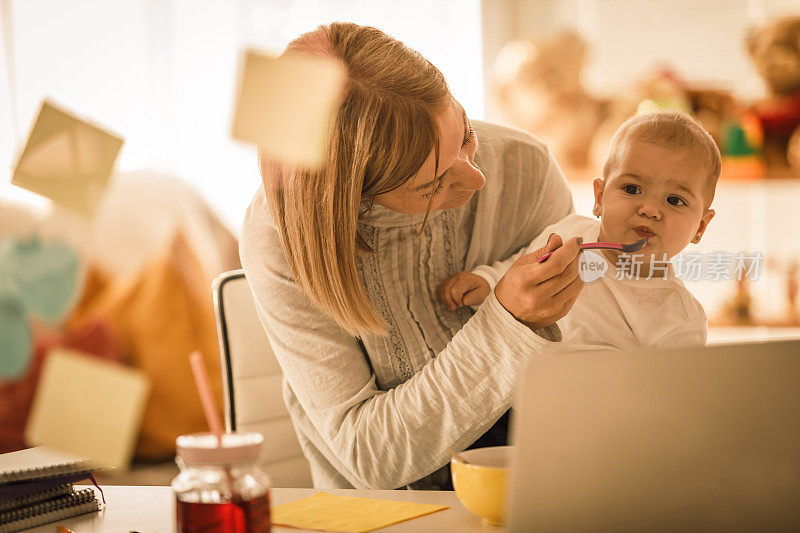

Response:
(450, 445), (513, 526)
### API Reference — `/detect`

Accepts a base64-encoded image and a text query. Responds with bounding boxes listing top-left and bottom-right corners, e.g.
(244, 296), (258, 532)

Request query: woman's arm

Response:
(241, 202), (556, 490)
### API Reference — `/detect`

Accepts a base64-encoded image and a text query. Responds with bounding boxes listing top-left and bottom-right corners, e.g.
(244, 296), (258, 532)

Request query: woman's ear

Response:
(592, 177), (605, 217)
(692, 209), (716, 243)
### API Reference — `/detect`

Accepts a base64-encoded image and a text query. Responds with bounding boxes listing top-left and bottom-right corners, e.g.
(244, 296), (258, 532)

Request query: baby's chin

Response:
(636, 242), (669, 262)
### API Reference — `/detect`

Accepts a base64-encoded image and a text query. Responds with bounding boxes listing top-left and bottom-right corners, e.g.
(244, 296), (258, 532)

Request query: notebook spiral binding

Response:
(0, 461), (89, 485)
(0, 488), (100, 533)
(0, 483), (73, 512)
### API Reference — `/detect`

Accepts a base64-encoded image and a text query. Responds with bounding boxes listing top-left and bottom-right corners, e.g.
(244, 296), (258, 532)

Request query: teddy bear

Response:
(491, 31), (603, 173)
(491, 33), (698, 177)
(746, 16), (800, 178)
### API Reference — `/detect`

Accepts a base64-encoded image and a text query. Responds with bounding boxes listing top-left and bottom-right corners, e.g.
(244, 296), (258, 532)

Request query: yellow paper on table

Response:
(11, 100), (124, 217)
(271, 492), (450, 533)
(25, 349), (150, 471)
(230, 50), (346, 168)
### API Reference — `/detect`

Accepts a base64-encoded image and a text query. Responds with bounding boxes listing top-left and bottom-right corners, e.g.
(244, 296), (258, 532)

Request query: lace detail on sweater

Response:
(357, 225), (413, 386)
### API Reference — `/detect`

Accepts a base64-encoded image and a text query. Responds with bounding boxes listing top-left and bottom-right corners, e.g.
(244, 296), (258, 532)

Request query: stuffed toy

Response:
(746, 16), (800, 178)
(587, 68), (692, 174)
(492, 32), (603, 171)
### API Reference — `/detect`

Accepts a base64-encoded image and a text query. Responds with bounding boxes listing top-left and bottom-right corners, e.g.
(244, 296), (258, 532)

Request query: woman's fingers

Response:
(538, 251), (582, 295)
(525, 274), (584, 326)
(520, 236), (583, 286)
(548, 274), (585, 320)
(494, 235), (585, 330)
(514, 233), (564, 267)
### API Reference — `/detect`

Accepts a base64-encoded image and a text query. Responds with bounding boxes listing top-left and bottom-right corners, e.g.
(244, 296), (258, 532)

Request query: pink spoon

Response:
(537, 237), (649, 263)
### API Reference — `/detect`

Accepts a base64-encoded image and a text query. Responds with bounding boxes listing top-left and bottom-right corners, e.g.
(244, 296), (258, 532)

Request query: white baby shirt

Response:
(472, 214), (708, 351)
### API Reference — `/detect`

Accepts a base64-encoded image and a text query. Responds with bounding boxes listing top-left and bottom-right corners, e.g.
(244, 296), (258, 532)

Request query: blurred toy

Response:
(719, 108), (767, 180)
(0, 296), (29, 381)
(746, 16), (800, 178)
(788, 124), (800, 168)
(491, 24), (800, 182)
(635, 68), (692, 114)
(686, 88), (736, 147)
(587, 68), (693, 172)
(492, 35), (692, 175)
(492, 32), (603, 171)
(0, 236), (81, 380)
(717, 276), (754, 326)
(685, 88), (765, 180)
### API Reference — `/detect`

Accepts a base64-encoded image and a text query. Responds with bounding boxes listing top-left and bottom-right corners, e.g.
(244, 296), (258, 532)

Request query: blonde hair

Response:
(263, 22), (450, 337)
(603, 110), (722, 208)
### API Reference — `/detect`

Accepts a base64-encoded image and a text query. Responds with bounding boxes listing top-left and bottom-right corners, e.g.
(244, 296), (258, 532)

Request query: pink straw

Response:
(189, 351), (224, 443)
(189, 351), (236, 497)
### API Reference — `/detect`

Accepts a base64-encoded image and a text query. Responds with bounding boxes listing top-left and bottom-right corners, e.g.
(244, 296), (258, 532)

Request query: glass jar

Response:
(172, 432), (271, 533)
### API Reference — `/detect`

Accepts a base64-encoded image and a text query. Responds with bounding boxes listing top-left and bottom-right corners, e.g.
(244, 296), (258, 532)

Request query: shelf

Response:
(707, 326), (800, 345)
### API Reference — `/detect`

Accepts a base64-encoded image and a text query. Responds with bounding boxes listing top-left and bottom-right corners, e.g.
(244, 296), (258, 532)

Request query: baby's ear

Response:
(693, 209), (716, 243)
(592, 177), (605, 213)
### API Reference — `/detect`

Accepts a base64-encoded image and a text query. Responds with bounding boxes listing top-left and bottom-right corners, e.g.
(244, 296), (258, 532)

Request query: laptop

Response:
(506, 340), (800, 532)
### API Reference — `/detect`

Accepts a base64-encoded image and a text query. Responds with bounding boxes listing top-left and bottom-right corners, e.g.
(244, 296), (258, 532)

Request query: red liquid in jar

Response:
(176, 493), (271, 532)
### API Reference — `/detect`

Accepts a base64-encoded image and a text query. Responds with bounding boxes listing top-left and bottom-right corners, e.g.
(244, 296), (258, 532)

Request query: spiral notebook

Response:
(0, 447), (101, 533)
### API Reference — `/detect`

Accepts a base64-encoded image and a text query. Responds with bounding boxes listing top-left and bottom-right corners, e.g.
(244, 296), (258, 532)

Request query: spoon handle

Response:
(537, 242), (622, 264)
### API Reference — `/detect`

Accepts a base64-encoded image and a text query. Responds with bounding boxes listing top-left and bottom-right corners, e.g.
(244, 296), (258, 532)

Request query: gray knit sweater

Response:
(239, 121), (574, 489)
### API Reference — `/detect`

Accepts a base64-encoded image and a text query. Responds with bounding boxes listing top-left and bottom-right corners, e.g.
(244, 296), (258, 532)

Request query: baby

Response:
(439, 111), (719, 349)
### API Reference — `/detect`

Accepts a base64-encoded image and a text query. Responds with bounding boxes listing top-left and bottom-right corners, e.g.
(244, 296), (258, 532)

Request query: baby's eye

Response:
(667, 195), (687, 207)
(622, 184), (640, 195)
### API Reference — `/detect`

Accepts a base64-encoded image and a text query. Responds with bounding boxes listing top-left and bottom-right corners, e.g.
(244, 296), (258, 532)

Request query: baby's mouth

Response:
(633, 226), (655, 238)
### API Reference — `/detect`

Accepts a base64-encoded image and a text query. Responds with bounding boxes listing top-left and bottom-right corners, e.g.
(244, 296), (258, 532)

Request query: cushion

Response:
(69, 233), (224, 460)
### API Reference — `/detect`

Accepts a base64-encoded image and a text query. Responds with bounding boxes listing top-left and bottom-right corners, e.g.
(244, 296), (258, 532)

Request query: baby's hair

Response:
(603, 110), (721, 208)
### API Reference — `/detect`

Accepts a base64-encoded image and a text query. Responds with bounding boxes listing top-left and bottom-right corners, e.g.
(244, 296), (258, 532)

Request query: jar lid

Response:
(176, 432), (263, 466)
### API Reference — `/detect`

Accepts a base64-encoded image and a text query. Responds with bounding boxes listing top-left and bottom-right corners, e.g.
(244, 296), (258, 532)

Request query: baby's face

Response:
(594, 140), (715, 263)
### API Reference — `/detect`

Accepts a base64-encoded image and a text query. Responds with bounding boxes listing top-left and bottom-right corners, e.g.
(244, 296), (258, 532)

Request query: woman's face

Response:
(373, 100), (486, 214)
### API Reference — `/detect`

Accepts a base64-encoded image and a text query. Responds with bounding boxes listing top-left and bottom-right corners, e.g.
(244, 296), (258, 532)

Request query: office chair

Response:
(212, 269), (313, 487)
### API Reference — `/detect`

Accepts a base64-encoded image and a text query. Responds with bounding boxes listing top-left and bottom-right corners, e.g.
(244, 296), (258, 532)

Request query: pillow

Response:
(69, 232), (224, 460)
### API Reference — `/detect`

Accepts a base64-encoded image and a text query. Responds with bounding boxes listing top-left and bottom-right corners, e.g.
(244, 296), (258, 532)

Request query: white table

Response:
(26, 485), (500, 532)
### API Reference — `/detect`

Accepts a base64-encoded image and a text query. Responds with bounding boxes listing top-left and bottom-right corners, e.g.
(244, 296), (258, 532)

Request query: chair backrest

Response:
(212, 269), (313, 487)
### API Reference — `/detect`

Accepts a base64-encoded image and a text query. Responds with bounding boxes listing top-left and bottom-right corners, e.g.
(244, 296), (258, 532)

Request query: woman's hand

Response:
(494, 233), (584, 331)
(437, 272), (491, 310)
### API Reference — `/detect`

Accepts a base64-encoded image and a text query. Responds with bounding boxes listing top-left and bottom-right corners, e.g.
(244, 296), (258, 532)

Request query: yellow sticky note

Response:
(271, 492), (450, 533)
(230, 50), (346, 167)
(25, 349), (150, 471)
(11, 100), (124, 217)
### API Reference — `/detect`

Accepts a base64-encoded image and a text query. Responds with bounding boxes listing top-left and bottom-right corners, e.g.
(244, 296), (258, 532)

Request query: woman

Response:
(240, 22), (584, 490)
